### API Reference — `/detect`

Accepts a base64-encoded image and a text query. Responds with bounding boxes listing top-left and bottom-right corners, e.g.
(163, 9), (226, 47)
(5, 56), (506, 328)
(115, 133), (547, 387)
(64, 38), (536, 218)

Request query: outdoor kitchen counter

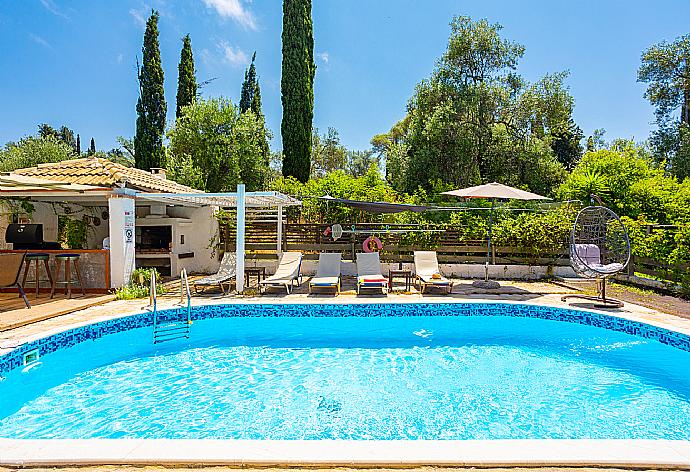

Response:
(0, 249), (110, 292)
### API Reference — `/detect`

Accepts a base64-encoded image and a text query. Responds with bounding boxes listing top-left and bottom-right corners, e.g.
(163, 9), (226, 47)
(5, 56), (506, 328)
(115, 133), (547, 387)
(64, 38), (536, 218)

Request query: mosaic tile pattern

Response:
(2, 303), (689, 375)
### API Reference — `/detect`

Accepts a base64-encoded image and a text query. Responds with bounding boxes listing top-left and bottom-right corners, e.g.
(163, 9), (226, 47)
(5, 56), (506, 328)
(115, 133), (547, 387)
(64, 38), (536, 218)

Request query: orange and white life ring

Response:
(363, 236), (383, 253)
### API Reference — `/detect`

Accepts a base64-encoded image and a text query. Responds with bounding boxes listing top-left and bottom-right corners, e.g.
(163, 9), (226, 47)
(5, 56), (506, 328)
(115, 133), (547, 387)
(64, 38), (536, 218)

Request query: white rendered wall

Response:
(172, 206), (219, 276)
(86, 208), (110, 249)
(108, 194), (136, 288)
(29, 203), (58, 242)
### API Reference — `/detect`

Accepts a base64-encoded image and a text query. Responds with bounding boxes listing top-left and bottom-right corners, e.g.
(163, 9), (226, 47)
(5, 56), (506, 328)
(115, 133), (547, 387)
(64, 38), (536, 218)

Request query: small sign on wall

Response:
(124, 211), (135, 244)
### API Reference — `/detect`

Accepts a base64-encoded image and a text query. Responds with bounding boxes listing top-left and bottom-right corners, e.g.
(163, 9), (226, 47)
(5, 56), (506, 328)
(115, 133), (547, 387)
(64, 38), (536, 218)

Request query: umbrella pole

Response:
(486, 198), (494, 281)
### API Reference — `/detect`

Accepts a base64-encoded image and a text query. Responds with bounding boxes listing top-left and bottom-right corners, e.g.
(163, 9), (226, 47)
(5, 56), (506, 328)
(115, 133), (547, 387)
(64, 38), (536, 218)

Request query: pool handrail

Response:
(151, 269), (192, 344)
(150, 269), (158, 343)
(148, 269), (157, 312)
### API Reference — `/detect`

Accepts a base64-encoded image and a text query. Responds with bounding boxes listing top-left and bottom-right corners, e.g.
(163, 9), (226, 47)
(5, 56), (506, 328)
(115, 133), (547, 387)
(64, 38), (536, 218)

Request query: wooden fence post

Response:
(283, 223), (288, 253)
(628, 255), (635, 277)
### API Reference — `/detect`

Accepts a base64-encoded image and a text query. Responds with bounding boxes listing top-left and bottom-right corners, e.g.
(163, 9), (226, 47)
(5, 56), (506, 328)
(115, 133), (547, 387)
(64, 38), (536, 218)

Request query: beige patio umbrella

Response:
(442, 182), (550, 288)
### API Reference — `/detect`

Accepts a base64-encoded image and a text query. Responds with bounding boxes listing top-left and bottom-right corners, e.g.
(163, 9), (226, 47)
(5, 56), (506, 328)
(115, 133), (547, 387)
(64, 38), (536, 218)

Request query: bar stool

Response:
(22, 253), (53, 298)
(50, 253), (85, 299)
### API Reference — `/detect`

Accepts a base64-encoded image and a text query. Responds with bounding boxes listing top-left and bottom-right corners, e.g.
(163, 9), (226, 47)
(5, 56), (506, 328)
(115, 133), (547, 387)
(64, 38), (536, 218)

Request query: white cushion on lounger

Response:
(310, 253), (341, 287)
(414, 251), (451, 284)
(356, 253), (388, 288)
(260, 252), (302, 285)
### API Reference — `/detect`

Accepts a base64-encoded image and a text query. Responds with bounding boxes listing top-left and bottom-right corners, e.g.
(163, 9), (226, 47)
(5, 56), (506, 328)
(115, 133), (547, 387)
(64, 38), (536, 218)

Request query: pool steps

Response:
(152, 269), (192, 344)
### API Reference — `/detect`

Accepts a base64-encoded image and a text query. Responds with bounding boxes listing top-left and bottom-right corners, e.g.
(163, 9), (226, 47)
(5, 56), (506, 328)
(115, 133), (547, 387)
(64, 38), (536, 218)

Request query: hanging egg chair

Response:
(561, 205), (631, 308)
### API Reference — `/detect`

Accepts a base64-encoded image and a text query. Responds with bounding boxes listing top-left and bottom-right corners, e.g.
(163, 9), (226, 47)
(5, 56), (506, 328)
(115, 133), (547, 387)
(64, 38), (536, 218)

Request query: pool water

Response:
(1, 314), (690, 439)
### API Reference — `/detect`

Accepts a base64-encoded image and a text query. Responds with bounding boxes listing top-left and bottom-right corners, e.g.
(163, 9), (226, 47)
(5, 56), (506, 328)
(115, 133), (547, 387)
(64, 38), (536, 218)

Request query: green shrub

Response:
(57, 216), (88, 249)
(492, 205), (576, 262)
(622, 217), (690, 297)
(558, 144), (690, 224)
(114, 268), (167, 300)
(130, 268), (163, 286)
(115, 284), (150, 300)
(270, 166), (406, 224)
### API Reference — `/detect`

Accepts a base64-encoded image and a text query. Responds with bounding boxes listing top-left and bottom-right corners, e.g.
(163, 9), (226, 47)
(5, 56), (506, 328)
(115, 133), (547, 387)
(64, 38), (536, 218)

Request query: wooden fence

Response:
(219, 220), (688, 291)
(627, 256), (689, 284)
(222, 222), (570, 266)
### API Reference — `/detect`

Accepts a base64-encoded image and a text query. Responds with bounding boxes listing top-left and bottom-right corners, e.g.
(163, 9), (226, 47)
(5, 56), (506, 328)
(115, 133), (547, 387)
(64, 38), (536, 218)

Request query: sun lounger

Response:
(260, 252), (302, 294)
(309, 253), (341, 295)
(356, 252), (388, 295)
(194, 252), (236, 294)
(414, 251), (453, 294)
(0, 252), (30, 308)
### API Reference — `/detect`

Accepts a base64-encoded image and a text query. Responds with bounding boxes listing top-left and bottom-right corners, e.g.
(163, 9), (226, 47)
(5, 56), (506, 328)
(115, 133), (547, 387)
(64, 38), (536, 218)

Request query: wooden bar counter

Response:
(0, 249), (110, 292)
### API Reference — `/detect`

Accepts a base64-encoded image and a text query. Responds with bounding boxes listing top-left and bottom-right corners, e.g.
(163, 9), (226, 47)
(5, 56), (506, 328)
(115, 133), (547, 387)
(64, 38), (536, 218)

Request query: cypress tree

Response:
(239, 52), (264, 117)
(134, 10), (167, 170)
(251, 79), (262, 117)
(252, 72), (270, 171)
(176, 34), (197, 119)
(89, 137), (96, 155)
(76, 134), (81, 155)
(240, 52), (257, 113)
(280, 0), (314, 182)
(239, 52), (270, 170)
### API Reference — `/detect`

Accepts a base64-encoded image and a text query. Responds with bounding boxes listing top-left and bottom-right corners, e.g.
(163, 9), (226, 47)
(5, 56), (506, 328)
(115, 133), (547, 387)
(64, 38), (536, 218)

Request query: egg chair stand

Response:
(560, 205), (631, 309)
(561, 278), (623, 309)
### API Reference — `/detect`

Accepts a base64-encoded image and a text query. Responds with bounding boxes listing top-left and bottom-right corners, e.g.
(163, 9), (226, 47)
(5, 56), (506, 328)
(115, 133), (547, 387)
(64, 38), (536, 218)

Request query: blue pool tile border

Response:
(1, 303), (689, 375)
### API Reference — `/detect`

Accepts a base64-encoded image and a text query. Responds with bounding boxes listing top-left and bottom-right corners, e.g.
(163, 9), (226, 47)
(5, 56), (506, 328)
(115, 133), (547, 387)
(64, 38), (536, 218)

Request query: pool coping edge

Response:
(1, 439), (690, 468)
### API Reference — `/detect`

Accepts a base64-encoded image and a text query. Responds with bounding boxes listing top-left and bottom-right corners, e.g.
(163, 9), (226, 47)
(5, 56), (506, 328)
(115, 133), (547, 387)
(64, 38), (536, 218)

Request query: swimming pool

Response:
(1, 303), (689, 440)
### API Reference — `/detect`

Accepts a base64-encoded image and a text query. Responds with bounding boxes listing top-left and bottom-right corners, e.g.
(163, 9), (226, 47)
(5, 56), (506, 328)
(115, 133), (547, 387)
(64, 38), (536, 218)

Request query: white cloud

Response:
(200, 48), (212, 65)
(29, 33), (53, 50)
(39, 0), (70, 19)
(200, 41), (249, 68)
(202, 0), (256, 30)
(129, 8), (147, 28)
(218, 40), (248, 66)
(317, 51), (329, 64)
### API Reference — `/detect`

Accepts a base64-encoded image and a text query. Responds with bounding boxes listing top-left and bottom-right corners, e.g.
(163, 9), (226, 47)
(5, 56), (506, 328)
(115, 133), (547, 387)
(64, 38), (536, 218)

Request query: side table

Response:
(388, 269), (412, 292)
(244, 266), (266, 287)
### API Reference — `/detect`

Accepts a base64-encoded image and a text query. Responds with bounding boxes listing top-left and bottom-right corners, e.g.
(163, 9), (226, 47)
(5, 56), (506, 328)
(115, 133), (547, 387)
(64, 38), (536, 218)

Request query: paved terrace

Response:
(1, 277), (689, 351)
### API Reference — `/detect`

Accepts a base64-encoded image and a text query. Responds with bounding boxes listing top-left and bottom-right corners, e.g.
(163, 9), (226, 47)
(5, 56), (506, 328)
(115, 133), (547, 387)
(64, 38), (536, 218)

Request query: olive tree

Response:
(167, 97), (270, 192)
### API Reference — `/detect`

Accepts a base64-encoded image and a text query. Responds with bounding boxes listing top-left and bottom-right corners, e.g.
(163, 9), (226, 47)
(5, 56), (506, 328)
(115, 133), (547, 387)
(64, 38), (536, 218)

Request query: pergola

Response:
(135, 185), (301, 292)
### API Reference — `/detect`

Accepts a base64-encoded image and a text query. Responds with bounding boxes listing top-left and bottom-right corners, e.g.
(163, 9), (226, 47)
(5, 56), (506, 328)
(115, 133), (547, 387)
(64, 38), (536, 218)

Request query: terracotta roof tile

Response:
(14, 157), (201, 194)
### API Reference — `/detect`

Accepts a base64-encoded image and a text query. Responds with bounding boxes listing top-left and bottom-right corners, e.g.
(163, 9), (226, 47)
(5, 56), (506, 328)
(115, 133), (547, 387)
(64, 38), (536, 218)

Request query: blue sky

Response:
(1, 0), (689, 153)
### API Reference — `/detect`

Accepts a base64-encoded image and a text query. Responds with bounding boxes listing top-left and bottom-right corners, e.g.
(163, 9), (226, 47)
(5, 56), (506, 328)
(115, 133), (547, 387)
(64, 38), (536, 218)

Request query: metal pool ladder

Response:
(150, 269), (192, 344)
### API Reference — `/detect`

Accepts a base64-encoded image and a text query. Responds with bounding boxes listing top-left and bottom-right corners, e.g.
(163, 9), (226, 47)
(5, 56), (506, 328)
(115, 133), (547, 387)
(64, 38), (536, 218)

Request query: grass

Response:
(609, 281), (656, 296)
